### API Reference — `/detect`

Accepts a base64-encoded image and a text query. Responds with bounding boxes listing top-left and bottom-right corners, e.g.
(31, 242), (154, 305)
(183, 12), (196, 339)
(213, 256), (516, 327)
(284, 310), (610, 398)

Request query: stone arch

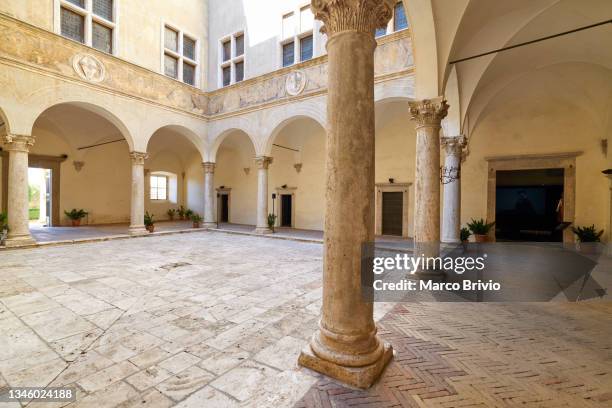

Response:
(0, 106), (10, 136)
(208, 127), (258, 162)
(263, 113), (326, 157)
(27, 99), (135, 151)
(146, 124), (206, 162)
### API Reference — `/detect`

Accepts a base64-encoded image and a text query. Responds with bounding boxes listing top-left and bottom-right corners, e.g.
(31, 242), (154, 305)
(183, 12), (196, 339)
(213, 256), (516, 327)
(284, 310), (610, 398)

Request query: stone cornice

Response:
(0, 12), (414, 123)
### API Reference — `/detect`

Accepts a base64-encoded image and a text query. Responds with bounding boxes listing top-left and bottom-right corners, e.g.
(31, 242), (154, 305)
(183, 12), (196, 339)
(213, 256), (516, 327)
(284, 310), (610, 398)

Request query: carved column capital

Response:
(409, 98), (449, 128)
(312, 0), (394, 36)
(129, 151), (148, 165)
(255, 156), (273, 170)
(441, 136), (467, 157)
(202, 162), (216, 174)
(2, 134), (35, 153)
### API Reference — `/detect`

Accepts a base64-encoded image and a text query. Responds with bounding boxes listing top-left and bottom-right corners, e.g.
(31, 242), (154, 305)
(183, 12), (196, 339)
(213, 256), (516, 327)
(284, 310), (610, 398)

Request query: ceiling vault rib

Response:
(449, 19), (612, 65)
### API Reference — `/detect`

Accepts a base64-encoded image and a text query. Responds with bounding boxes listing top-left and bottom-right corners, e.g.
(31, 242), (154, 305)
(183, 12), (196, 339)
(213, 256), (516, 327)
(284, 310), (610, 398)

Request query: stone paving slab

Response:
(1, 231), (610, 408)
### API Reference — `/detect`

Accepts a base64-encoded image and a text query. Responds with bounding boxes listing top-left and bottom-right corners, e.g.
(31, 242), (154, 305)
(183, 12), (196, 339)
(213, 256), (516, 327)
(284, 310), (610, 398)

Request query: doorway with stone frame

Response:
(375, 183), (410, 238)
(486, 152), (579, 243)
(1, 152), (65, 227)
(217, 187), (231, 224)
(275, 186), (296, 228)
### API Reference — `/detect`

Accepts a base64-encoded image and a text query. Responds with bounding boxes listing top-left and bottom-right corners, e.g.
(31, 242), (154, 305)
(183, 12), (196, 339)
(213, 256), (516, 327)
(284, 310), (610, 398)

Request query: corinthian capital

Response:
(2, 134), (35, 152)
(130, 151), (148, 165)
(441, 135), (467, 157)
(255, 156), (273, 170)
(312, 0), (395, 36)
(409, 97), (449, 128)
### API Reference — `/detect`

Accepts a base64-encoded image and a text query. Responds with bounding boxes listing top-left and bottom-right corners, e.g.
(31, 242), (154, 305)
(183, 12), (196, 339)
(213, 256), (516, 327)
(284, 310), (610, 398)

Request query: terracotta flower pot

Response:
(474, 234), (489, 243)
(193, 222), (201, 229)
(146, 224), (155, 233)
(71, 219), (81, 227)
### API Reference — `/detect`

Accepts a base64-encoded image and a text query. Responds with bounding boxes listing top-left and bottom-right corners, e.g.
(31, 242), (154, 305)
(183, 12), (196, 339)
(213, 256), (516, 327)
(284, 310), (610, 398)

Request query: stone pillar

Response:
(409, 98), (449, 273)
(129, 152), (148, 235)
(298, 0), (394, 389)
(202, 162), (216, 228)
(2, 134), (36, 247)
(254, 156), (273, 234)
(441, 136), (466, 243)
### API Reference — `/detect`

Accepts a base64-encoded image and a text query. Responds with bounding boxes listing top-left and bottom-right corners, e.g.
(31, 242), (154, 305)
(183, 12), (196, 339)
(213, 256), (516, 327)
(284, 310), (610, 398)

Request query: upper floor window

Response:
(281, 5), (315, 68)
(57, 0), (116, 54)
(219, 32), (245, 87)
(163, 24), (199, 87)
(375, 1), (409, 38)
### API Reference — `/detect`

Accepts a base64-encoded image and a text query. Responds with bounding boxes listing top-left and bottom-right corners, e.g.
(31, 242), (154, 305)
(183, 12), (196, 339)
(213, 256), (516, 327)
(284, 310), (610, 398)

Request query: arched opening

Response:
(146, 125), (205, 228)
(375, 98), (416, 238)
(21, 102), (134, 239)
(213, 129), (257, 226)
(267, 116), (326, 231)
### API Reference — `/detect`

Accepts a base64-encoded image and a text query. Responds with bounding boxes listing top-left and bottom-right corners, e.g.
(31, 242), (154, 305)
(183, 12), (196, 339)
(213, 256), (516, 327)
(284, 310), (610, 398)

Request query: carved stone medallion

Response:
(286, 70), (307, 96)
(72, 54), (106, 83)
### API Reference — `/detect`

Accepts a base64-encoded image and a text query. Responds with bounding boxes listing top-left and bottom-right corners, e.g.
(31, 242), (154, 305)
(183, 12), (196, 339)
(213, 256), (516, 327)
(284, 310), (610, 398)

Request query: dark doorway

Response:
(495, 169), (564, 242)
(219, 194), (229, 223)
(382, 191), (403, 236)
(281, 194), (292, 227)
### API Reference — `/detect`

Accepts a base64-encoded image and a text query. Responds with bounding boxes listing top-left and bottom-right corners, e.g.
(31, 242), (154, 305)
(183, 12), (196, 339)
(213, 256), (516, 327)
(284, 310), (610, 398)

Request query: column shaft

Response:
(254, 156), (272, 234)
(298, 0), (395, 389)
(203, 162), (216, 228)
(409, 99), (449, 271)
(441, 136), (466, 243)
(3, 134), (36, 247)
(129, 152), (148, 235)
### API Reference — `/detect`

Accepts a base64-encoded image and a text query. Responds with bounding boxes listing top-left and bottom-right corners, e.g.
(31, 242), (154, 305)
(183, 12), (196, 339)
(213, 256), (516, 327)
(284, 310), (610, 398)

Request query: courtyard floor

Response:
(0, 231), (611, 407)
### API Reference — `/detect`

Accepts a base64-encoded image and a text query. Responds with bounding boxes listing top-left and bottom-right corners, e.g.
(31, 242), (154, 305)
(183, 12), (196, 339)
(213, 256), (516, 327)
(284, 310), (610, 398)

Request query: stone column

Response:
(298, 0), (394, 389)
(409, 98), (449, 273)
(441, 136), (466, 243)
(129, 152), (148, 235)
(254, 156), (273, 234)
(2, 134), (36, 247)
(202, 162), (216, 228)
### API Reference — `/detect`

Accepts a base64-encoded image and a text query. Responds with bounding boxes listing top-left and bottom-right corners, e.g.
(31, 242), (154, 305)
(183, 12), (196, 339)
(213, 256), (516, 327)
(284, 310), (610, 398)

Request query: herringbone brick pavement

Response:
(295, 302), (612, 407)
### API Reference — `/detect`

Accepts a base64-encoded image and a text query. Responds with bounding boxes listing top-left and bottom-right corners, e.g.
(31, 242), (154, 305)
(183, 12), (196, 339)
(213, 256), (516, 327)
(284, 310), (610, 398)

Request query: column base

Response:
(3, 234), (36, 248)
(128, 225), (148, 236)
(298, 341), (393, 389)
(253, 227), (273, 234)
(203, 222), (217, 229)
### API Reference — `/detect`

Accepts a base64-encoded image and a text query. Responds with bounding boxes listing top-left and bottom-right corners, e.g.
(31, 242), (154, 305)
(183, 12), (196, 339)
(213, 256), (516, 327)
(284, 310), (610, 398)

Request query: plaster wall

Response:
(0, 0), (209, 88)
(462, 67), (611, 241)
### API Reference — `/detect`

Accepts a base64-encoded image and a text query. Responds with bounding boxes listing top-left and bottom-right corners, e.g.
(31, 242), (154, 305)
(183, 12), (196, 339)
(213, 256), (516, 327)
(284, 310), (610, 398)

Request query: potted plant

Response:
(460, 227), (471, 250)
(167, 208), (176, 221)
(572, 224), (603, 253)
(185, 209), (194, 220)
(177, 206), (186, 220)
(0, 212), (8, 246)
(64, 209), (88, 227)
(467, 218), (495, 243)
(191, 213), (203, 228)
(144, 211), (155, 233)
(267, 213), (277, 233)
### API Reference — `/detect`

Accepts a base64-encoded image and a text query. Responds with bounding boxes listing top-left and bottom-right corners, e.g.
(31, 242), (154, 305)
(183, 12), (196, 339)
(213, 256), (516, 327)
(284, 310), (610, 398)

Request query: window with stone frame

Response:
(219, 32), (245, 87)
(280, 5), (315, 68)
(163, 24), (200, 87)
(58, 0), (115, 54)
(150, 175), (168, 201)
(375, 1), (409, 38)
